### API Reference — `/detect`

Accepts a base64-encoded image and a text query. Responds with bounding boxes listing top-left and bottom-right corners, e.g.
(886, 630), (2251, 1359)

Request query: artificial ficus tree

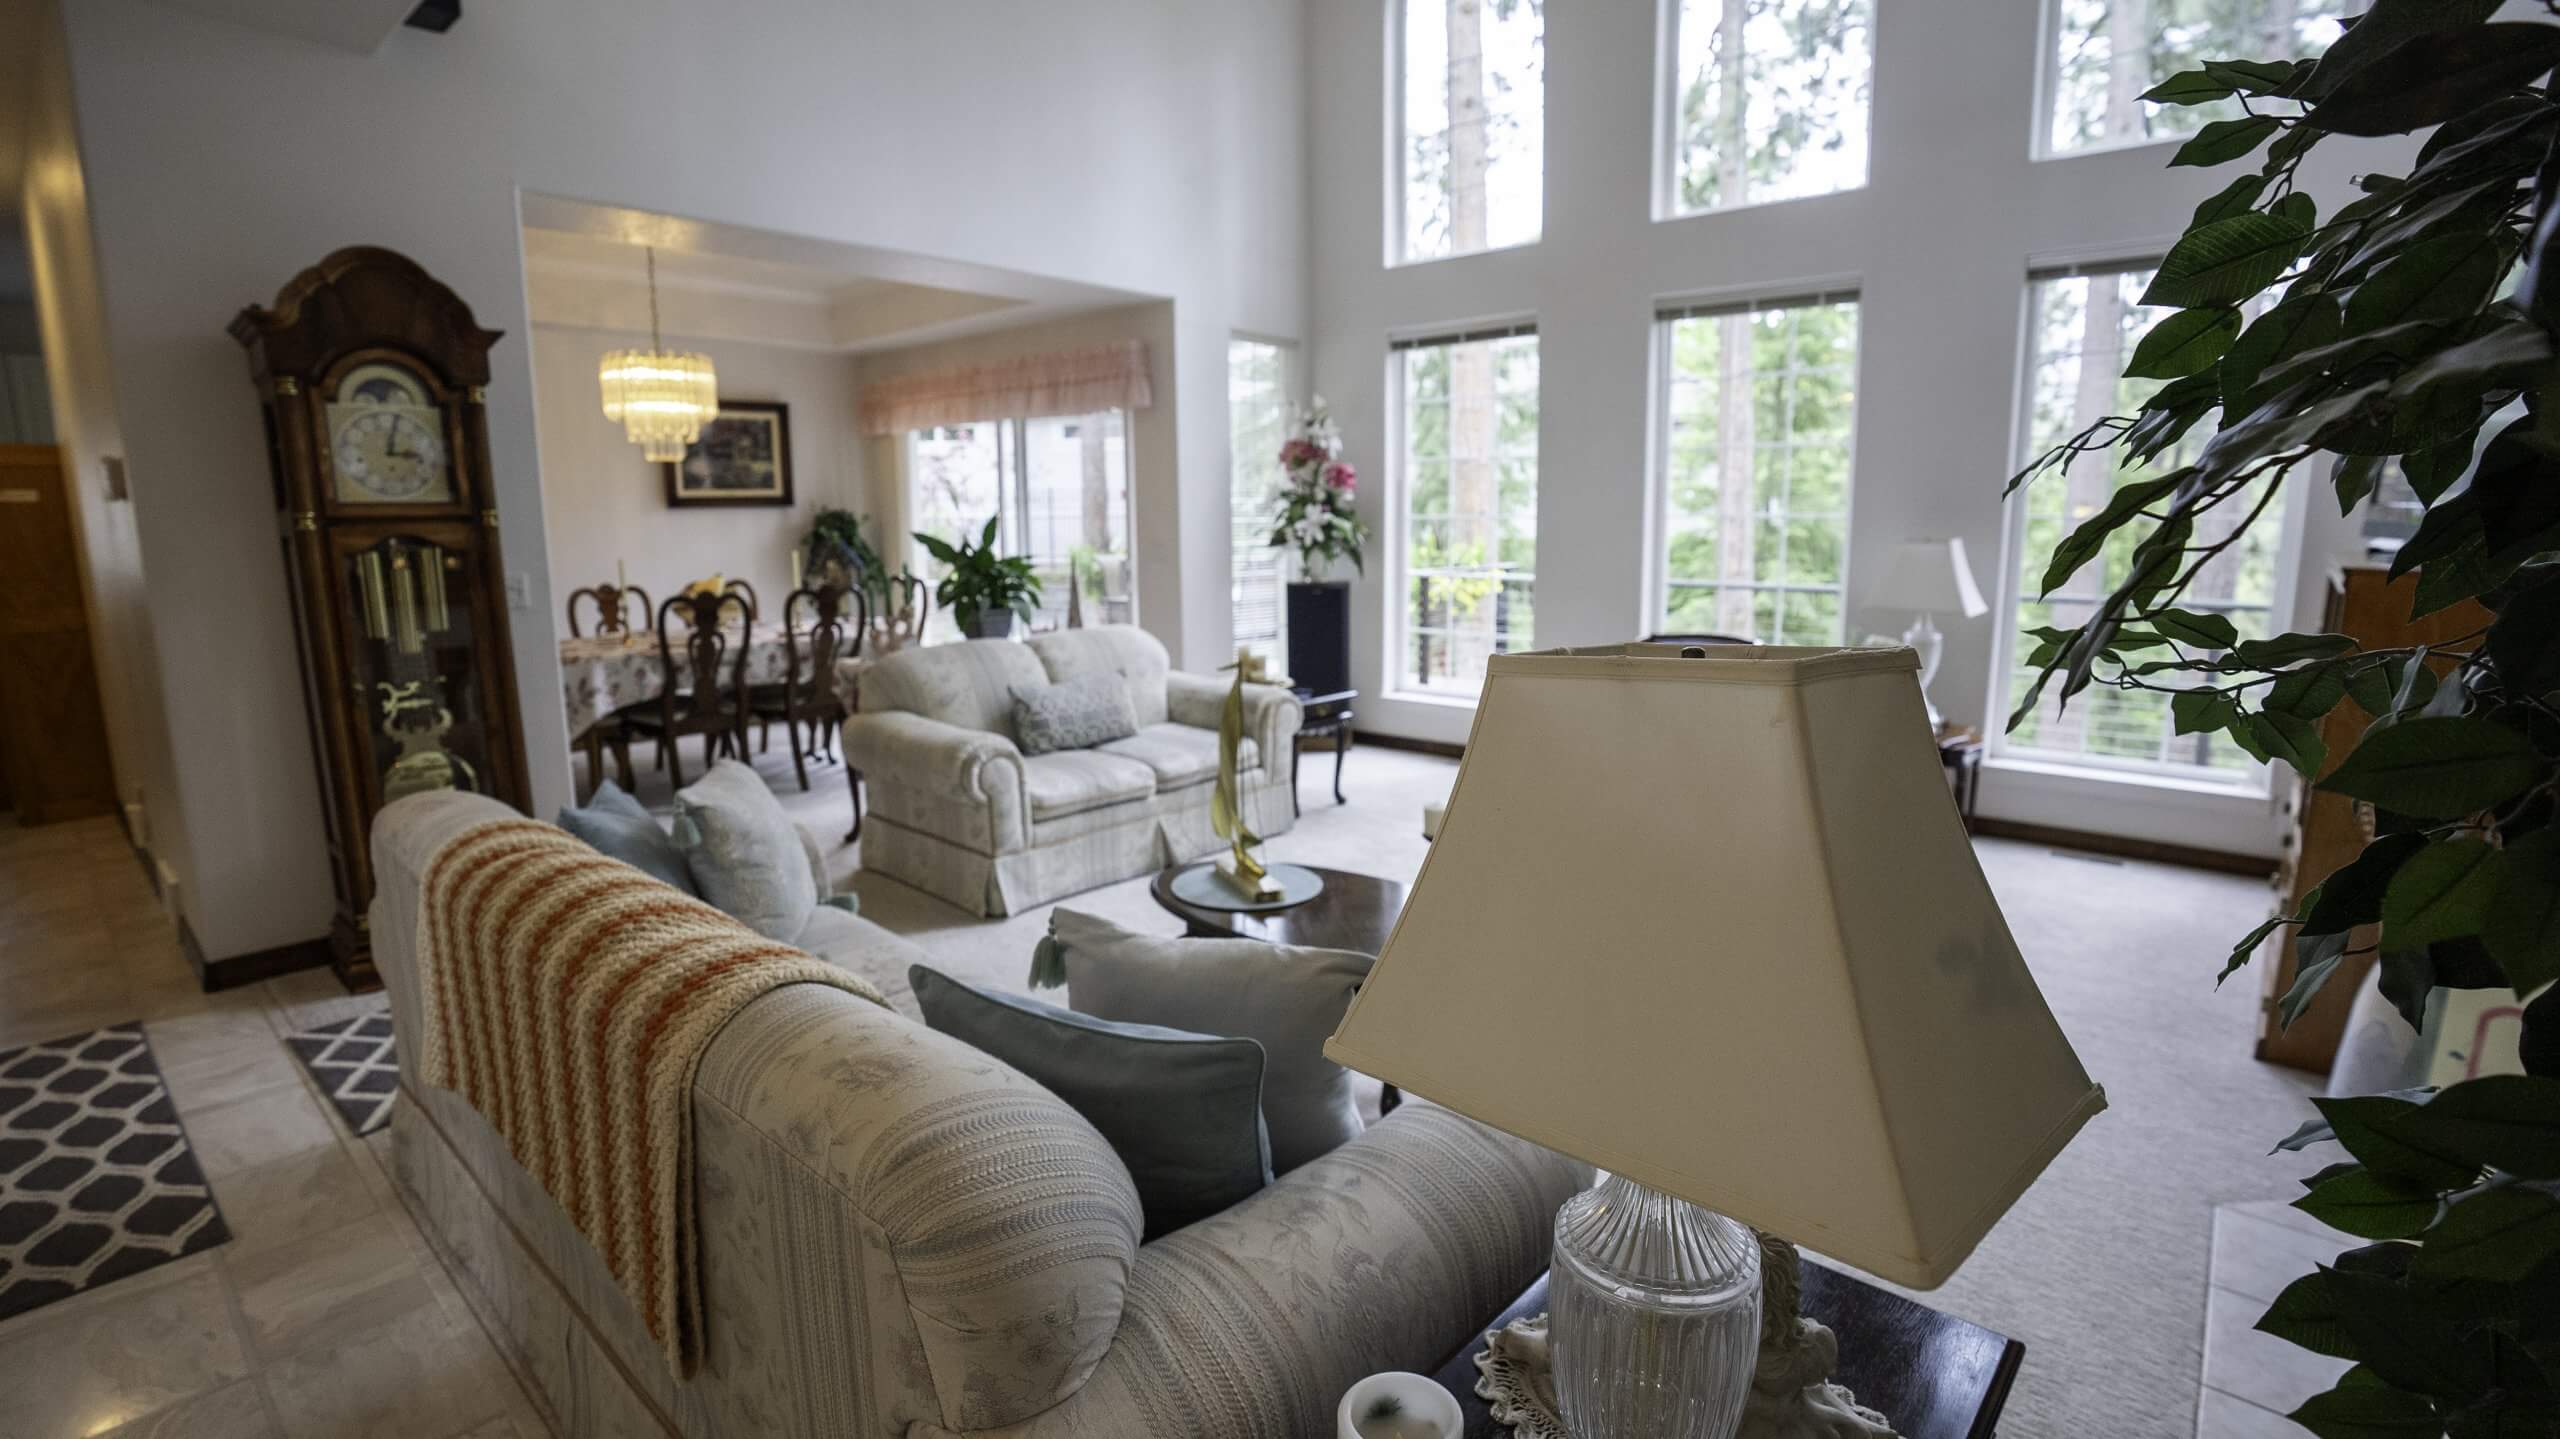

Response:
(2007, 2), (2560, 1432)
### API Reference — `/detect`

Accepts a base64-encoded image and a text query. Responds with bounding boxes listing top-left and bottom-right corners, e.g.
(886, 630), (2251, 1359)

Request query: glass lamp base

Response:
(1549, 1174), (1763, 1439)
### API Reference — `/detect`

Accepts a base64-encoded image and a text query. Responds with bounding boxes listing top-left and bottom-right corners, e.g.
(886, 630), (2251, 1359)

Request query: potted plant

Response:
(1271, 397), (1372, 694)
(801, 507), (889, 614)
(2011, 9), (2560, 1431)
(915, 517), (1041, 639)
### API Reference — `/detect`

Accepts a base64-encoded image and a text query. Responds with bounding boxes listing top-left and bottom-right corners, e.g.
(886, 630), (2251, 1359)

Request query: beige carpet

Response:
(633, 738), (2319, 1439)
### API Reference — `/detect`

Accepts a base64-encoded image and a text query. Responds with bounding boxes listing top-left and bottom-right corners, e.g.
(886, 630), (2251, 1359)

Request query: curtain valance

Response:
(859, 339), (1152, 435)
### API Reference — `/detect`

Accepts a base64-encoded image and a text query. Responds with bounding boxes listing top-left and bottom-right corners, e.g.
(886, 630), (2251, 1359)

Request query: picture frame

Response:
(664, 400), (793, 507)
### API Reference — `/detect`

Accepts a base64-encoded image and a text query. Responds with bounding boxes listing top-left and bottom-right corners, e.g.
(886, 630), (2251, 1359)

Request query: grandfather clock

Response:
(231, 247), (530, 988)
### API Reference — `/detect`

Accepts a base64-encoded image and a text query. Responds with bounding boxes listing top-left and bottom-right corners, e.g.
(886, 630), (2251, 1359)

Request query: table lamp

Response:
(1867, 538), (1988, 726)
(1325, 644), (2103, 1439)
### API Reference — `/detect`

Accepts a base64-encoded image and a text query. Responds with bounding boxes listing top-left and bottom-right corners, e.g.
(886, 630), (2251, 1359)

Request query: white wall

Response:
(53, 0), (1307, 960)
(529, 324), (865, 628)
(852, 301), (1177, 640)
(14, 0), (184, 885)
(1306, 0), (2394, 858)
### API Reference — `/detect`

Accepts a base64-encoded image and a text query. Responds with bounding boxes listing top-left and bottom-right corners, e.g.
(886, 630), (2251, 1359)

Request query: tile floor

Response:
(2194, 1200), (2358, 1437)
(0, 815), (547, 1439)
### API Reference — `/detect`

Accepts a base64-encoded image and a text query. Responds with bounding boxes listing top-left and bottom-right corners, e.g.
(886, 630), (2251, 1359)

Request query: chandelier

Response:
(598, 246), (717, 462)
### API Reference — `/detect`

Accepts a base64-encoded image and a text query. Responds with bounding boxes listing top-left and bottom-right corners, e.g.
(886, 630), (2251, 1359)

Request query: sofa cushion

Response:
(1029, 625), (1171, 727)
(1021, 750), (1157, 821)
(672, 759), (818, 941)
(1096, 723), (1259, 791)
(1010, 671), (1140, 756)
(861, 637), (1051, 737)
(555, 780), (697, 895)
(909, 964), (1270, 1239)
(1037, 908), (1371, 1173)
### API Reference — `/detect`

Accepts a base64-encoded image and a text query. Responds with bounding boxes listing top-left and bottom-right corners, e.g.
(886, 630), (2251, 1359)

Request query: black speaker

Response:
(1285, 581), (1352, 695)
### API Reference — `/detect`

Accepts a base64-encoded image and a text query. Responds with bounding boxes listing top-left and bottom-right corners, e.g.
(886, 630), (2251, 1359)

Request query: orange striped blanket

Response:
(413, 818), (886, 1373)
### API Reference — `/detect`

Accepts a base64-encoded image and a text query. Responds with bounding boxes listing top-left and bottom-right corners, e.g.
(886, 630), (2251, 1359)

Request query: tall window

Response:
(1398, 0), (1545, 264)
(1229, 339), (1295, 667)
(2044, 0), (2346, 155)
(907, 412), (1134, 638)
(1656, 296), (1859, 643)
(1396, 327), (1539, 695)
(1997, 267), (2292, 779)
(1664, 0), (1873, 217)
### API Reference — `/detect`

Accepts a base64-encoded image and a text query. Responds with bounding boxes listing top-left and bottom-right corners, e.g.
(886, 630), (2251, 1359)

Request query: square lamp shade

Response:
(1324, 644), (2104, 1287)
(1870, 537), (1990, 618)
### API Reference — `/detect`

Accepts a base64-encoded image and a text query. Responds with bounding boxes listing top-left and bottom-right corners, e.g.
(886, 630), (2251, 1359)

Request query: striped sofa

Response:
(844, 626), (1301, 916)
(371, 789), (1587, 1439)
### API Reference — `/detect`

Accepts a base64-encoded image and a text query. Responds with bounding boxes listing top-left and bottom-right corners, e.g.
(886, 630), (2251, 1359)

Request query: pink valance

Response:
(859, 339), (1153, 435)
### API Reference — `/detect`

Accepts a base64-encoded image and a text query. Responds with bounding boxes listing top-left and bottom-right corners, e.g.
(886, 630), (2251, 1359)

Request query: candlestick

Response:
(617, 558), (628, 591)
(791, 550), (803, 591)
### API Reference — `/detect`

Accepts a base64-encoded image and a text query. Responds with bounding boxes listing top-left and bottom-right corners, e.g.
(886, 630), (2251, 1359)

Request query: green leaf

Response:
(2268, 661), (2350, 721)
(2317, 717), (2544, 821)
(2193, 173), (2271, 229)
(2345, 232), (2509, 334)
(2304, 24), (2560, 138)
(2466, 419), (2560, 569)
(2284, 931), (2353, 1027)
(2402, 430), (2481, 505)
(2485, 830), (2560, 996)
(2037, 475), (2184, 597)
(2382, 837), (2506, 950)
(2288, 1380), (2442, 1439)
(2153, 608), (2243, 651)
(2334, 454), (2386, 515)
(2382, 1076), (2560, 1181)
(2296, 1165), (2442, 1240)
(2314, 1093), (2479, 1189)
(2302, 0), (2501, 99)
(2205, 58), (2306, 95)
(2413, 1184), (2560, 1279)
(2223, 295), (2347, 410)
(2174, 687), (2244, 737)
(2128, 307), (2243, 379)
(2255, 710), (2330, 779)
(2305, 833), (2431, 935)
(2145, 211), (2313, 309)
(2173, 115), (2284, 168)
(2143, 67), (2235, 106)
(2257, 1268), (2361, 1359)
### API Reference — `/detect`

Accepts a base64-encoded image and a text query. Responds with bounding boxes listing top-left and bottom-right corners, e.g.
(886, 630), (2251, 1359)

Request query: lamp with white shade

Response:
(1866, 538), (1989, 726)
(1325, 643), (2102, 1439)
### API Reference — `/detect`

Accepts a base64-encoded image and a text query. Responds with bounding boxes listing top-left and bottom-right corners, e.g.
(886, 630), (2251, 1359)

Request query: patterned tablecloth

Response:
(559, 623), (799, 736)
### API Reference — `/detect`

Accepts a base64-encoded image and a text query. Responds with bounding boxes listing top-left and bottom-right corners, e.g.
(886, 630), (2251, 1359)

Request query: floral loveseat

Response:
(844, 626), (1300, 916)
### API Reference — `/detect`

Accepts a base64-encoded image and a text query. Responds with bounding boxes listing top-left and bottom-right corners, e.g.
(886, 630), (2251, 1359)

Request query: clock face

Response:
(326, 361), (453, 505)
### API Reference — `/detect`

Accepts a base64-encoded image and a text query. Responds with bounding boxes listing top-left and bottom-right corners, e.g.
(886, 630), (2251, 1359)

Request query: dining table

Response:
(558, 621), (805, 737)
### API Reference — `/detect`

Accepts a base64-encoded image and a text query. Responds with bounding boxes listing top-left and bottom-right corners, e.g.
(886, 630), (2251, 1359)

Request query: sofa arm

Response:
(1164, 673), (1303, 769)
(980, 1101), (1589, 1439)
(695, 985), (1145, 1434)
(842, 709), (1029, 851)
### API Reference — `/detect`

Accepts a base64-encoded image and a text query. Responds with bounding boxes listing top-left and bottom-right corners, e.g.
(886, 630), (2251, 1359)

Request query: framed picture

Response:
(665, 400), (793, 507)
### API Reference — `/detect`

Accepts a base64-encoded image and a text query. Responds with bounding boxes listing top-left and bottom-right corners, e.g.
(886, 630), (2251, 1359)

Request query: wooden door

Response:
(0, 445), (116, 823)
(2256, 566), (2490, 1072)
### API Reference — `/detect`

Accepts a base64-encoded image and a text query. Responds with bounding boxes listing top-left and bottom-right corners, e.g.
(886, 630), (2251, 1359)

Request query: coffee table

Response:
(1149, 862), (1406, 949)
(1429, 1265), (2022, 1438)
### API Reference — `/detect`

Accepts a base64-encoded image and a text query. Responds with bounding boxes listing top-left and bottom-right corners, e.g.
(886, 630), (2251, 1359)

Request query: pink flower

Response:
(1279, 438), (1317, 467)
(1324, 461), (1356, 492)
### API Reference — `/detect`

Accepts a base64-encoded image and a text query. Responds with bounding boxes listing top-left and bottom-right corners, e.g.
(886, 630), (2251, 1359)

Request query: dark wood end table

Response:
(1291, 688), (1357, 816)
(1431, 1264), (2022, 1439)
(1938, 724), (1984, 830)
(1149, 861), (1405, 950)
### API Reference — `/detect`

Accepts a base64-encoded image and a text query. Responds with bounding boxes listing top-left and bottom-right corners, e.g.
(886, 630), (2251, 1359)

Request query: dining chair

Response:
(565, 582), (652, 638)
(626, 588), (753, 789)
(752, 582), (869, 792)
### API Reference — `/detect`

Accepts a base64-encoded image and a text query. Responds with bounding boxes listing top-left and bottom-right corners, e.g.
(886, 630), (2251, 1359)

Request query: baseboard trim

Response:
(1354, 730), (1466, 760)
(177, 915), (333, 993)
(1969, 817), (2276, 877)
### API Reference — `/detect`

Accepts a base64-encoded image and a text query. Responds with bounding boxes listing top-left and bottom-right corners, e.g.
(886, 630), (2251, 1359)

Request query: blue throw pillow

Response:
(908, 964), (1271, 1238)
(556, 781), (698, 896)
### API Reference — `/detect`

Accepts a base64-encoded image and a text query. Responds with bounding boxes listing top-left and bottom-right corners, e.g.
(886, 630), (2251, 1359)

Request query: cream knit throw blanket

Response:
(413, 817), (886, 1374)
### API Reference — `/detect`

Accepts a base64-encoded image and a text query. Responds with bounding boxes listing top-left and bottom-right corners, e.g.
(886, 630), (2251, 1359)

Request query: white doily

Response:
(1472, 1312), (1899, 1439)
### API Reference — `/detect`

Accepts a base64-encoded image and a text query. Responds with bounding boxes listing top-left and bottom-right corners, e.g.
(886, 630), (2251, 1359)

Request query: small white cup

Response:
(1337, 1370), (1463, 1439)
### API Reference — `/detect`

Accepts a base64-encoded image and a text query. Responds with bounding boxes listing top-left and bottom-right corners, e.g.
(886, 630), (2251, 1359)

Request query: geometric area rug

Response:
(283, 1010), (397, 1138)
(0, 1022), (232, 1321)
